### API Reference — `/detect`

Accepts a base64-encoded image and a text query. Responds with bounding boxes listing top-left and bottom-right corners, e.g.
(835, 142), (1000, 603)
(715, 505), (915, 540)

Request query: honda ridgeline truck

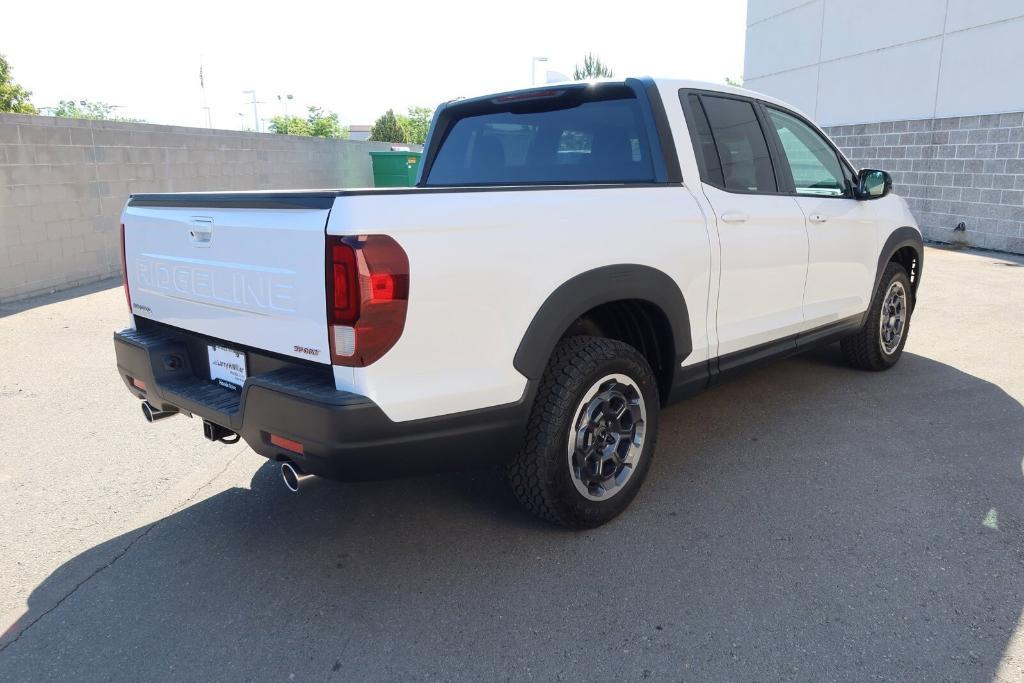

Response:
(114, 78), (922, 528)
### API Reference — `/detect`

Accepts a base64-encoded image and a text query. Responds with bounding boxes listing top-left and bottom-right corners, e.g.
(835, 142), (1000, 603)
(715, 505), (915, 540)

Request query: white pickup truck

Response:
(114, 78), (922, 528)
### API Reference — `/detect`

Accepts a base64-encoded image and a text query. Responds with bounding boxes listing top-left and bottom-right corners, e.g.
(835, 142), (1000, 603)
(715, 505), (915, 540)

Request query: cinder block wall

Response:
(824, 113), (1024, 254)
(0, 113), (407, 303)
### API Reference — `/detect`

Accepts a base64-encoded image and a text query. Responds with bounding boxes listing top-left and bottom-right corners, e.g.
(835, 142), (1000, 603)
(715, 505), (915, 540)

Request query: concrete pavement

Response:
(0, 246), (1022, 681)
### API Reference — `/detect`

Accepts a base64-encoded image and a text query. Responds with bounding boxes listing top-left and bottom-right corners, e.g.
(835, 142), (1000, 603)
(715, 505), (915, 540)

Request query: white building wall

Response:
(744, 0), (1024, 126)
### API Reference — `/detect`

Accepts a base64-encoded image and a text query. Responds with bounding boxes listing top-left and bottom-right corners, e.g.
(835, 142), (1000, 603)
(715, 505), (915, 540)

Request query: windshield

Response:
(424, 89), (656, 186)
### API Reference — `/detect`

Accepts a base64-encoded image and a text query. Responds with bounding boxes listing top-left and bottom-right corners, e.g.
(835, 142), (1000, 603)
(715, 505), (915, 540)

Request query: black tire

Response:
(506, 336), (660, 529)
(841, 262), (914, 371)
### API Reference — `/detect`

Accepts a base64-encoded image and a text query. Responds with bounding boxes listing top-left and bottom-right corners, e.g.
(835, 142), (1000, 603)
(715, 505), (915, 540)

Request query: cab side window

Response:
(765, 107), (849, 197)
(691, 95), (777, 194)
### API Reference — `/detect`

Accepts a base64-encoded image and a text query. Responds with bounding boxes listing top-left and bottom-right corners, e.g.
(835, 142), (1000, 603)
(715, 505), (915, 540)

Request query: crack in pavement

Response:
(0, 447), (249, 654)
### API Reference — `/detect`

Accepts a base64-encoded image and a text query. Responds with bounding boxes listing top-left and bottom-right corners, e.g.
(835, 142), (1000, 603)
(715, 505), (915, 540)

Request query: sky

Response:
(1, 0), (747, 131)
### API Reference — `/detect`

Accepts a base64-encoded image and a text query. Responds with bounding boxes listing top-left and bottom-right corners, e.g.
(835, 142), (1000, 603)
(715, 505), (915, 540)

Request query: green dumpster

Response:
(369, 150), (422, 187)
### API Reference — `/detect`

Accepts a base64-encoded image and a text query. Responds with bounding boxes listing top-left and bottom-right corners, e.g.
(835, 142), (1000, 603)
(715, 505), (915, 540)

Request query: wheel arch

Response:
(512, 265), (693, 400)
(876, 226), (924, 300)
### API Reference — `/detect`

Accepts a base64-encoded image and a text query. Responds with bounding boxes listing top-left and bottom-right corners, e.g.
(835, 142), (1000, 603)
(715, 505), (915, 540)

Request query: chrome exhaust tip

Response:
(281, 462), (312, 493)
(141, 401), (176, 423)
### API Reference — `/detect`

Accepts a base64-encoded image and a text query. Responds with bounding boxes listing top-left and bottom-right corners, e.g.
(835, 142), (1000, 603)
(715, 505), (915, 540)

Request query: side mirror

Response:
(856, 169), (892, 200)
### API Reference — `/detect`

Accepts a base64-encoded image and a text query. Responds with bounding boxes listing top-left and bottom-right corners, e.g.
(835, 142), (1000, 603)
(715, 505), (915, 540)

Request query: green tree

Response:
(307, 106), (347, 139)
(397, 106), (433, 145)
(0, 53), (37, 114)
(369, 109), (408, 143)
(572, 53), (614, 81)
(269, 106), (347, 139)
(51, 99), (144, 122)
(54, 100), (110, 120)
(269, 115), (312, 136)
(725, 76), (743, 87)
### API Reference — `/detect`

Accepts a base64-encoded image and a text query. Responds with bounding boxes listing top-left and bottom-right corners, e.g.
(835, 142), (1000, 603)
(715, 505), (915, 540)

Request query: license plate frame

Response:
(207, 345), (247, 390)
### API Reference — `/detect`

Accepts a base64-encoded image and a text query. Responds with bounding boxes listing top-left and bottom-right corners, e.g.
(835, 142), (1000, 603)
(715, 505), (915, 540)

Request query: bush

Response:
(269, 106), (347, 139)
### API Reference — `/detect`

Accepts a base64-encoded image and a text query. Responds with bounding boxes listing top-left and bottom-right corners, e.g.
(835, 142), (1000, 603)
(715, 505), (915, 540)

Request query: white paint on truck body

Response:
(120, 77), (921, 426)
(124, 205), (331, 363)
(326, 186), (714, 421)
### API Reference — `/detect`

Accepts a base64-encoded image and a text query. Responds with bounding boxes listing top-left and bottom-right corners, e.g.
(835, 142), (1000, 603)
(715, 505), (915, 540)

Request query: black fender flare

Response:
(874, 226), (924, 299)
(512, 264), (692, 380)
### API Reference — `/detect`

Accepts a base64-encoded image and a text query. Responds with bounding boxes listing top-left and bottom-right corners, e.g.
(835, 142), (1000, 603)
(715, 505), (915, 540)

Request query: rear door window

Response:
(424, 90), (655, 186)
(689, 95), (777, 193)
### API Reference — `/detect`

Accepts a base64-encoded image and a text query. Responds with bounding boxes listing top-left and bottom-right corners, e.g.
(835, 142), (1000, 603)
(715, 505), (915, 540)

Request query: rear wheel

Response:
(506, 336), (660, 529)
(841, 262), (913, 371)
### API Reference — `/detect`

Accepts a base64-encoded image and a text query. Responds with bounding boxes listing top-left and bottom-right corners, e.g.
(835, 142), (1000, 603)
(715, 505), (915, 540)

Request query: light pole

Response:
(243, 90), (261, 132)
(531, 56), (548, 86)
(278, 94), (294, 117)
(200, 58), (211, 127)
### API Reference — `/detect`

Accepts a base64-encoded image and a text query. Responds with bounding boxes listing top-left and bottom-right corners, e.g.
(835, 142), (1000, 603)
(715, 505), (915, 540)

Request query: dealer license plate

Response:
(208, 345), (247, 390)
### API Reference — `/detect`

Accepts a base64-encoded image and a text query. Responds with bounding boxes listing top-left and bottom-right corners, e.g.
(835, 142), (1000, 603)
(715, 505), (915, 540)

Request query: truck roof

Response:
(448, 77), (812, 124)
(648, 77), (809, 118)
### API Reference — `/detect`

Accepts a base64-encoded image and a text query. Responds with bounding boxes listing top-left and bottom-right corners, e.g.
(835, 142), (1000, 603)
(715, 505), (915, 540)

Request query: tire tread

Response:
(841, 262), (912, 371)
(506, 336), (657, 528)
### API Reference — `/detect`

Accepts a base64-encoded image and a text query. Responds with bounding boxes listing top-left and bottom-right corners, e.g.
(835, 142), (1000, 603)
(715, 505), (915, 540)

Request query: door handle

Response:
(720, 211), (749, 224)
(808, 213), (829, 224)
(188, 218), (214, 247)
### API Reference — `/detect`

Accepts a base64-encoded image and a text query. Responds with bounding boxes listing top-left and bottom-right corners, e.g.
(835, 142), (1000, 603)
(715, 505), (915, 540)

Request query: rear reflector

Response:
(131, 378), (146, 391)
(269, 433), (304, 455)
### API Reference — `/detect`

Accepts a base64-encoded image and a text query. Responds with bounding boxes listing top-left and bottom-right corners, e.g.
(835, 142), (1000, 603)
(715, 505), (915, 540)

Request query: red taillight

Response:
(120, 223), (131, 313)
(370, 273), (397, 300)
(326, 235), (409, 367)
(330, 242), (360, 325)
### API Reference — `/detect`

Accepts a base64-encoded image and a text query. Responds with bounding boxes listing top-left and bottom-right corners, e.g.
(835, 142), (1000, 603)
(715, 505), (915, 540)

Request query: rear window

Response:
(424, 89), (655, 186)
(696, 95), (776, 193)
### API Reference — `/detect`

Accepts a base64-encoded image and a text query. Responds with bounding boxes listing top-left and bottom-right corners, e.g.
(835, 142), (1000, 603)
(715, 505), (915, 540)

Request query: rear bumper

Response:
(114, 323), (532, 481)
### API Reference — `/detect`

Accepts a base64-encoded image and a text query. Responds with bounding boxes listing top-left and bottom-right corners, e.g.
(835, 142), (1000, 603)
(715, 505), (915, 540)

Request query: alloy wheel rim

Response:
(566, 373), (647, 501)
(879, 280), (907, 355)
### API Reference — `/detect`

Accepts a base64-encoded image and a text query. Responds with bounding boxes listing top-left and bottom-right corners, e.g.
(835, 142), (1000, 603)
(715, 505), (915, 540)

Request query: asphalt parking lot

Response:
(0, 246), (1022, 681)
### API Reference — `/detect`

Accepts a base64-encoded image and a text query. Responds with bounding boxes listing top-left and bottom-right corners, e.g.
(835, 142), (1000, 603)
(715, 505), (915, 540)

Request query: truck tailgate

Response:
(123, 196), (332, 363)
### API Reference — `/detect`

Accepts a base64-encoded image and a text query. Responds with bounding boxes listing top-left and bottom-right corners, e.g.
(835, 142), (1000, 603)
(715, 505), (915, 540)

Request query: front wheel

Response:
(841, 262), (914, 371)
(506, 336), (660, 529)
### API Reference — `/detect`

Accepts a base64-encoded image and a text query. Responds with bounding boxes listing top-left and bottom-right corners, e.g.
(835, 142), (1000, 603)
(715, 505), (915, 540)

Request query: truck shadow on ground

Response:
(3, 347), (1022, 680)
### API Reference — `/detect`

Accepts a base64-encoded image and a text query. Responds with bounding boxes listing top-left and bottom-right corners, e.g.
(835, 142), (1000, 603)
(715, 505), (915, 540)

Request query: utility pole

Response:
(243, 90), (261, 132)
(200, 59), (212, 127)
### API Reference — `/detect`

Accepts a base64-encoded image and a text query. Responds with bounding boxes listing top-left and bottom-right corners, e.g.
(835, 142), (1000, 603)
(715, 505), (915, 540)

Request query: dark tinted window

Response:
(698, 95), (776, 193)
(425, 92), (654, 185)
(687, 94), (724, 187)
